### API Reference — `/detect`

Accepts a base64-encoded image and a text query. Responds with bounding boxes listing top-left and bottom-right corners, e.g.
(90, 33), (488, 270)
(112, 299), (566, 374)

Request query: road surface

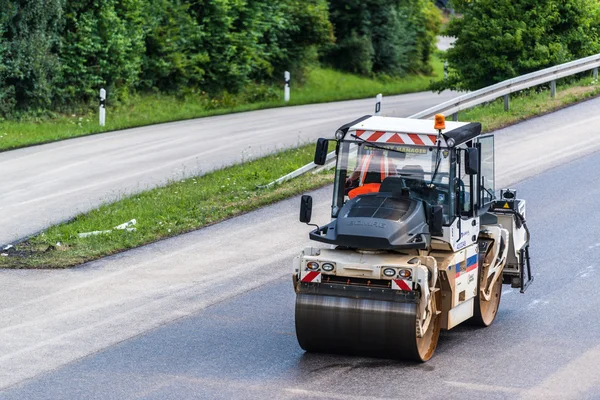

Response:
(0, 98), (600, 398)
(2, 133), (600, 399)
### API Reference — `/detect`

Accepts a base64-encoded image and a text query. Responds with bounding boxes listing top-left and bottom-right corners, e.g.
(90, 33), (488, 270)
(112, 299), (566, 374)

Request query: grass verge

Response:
(0, 60), (442, 152)
(2, 75), (599, 269)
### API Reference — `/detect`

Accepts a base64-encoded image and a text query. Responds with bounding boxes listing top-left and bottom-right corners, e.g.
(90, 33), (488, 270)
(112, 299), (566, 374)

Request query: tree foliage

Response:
(59, 0), (146, 105)
(326, 0), (441, 76)
(0, 0), (63, 115)
(438, 0), (600, 91)
(0, 0), (443, 117)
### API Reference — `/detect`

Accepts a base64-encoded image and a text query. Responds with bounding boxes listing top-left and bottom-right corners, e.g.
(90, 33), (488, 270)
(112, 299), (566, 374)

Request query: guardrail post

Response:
(550, 80), (556, 98)
(452, 112), (458, 121)
(594, 68), (598, 80)
(503, 94), (510, 112)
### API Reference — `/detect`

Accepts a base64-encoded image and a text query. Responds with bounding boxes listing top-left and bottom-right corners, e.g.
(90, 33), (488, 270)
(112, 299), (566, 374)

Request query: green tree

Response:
(326, 0), (440, 76)
(59, 0), (145, 105)
(438, 0), (600, 90)
(187, 0), (332, 93)
(0, 0), (63, 116)
(138, 0), (207, 92)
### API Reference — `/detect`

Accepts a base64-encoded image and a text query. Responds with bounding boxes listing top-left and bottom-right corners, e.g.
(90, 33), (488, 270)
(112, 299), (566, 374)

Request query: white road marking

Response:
(527, 299), (549, 310)
(284, 388), (394, 400)
(588, 243), (600, 250)
(522, 344), (600, 399)
(445, 380), (520, 394)
(577, 265), (595, 278)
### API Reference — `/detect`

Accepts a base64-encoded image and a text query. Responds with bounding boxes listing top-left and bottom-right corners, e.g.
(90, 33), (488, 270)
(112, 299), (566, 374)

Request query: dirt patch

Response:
(557, 85), (597, 98)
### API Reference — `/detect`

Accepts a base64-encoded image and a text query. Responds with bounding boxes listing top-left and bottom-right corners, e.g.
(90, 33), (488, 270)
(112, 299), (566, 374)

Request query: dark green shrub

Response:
(58, 0), (145, 106)
(0, 0), (63, 116)
(437, 0), (600, 91)
(326, 0), (441, 76)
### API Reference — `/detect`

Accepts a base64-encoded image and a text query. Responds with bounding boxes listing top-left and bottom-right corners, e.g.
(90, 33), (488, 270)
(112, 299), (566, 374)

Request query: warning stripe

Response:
(352, 130), (438, 146)
(392, 279), (413, 291)
(408, 134), (425, 146)
(301, 271), (321, 283)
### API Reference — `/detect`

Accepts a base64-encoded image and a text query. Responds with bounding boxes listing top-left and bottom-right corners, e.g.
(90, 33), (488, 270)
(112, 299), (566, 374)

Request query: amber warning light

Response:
(434, 114), (446, 131)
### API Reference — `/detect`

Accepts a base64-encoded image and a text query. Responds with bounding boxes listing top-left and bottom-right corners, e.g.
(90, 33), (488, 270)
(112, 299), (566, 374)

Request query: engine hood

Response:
(309, 193), (431, 250)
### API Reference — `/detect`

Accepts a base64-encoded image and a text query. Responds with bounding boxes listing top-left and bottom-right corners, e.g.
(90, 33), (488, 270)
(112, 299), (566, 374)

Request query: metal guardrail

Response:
(263, 53), (600, 188)
(410, 52), (600, 119)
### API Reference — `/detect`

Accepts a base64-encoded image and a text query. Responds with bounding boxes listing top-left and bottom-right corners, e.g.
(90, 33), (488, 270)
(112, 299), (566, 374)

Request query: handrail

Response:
(263, 53), (600, 188)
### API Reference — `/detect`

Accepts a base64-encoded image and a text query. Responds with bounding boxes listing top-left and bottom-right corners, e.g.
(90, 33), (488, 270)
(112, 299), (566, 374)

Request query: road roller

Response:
(293, 114), (533, 361)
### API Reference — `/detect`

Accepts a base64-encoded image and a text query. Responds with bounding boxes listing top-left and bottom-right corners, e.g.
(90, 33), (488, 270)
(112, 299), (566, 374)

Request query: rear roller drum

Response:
(295, 291), (440, 362)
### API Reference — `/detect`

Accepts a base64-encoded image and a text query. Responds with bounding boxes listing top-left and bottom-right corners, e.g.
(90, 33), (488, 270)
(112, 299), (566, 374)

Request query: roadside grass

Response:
(1, 144), (333, 268)
(0, 60), (443, 152)
(461, 76), (600, 132)
(2, 74), (599, 269)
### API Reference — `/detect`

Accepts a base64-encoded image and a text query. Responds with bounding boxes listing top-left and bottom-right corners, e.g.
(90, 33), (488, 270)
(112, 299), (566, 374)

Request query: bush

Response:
(138, 0), (207, 93)
(326, 0), (441, 76)
(0, 0), (63, 116)
(58, 0), (146, 106)
(437, 0), (600, 91)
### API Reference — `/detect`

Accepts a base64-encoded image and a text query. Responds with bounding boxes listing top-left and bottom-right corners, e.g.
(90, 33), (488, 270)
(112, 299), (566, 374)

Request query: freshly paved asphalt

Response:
(0, 90), (459, 245)
(2, 147), (600, 399)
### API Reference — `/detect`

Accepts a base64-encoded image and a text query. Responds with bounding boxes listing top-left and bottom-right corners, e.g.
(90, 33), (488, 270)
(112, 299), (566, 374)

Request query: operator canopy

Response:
(338, 116), (482, 147)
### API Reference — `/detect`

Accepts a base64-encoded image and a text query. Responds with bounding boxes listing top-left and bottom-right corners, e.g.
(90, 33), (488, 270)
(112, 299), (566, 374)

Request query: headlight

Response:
(307, 261), (319, 271)
(383, 268), (396, 277)
(322, 263), (335, 272)
(398, 269), (412, 279)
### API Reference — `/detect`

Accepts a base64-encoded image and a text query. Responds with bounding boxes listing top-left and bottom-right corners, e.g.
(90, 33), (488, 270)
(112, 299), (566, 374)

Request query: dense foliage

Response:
(326, 0), (441, 75)
(437, 0), (600, 91)
(0, 0), (441, 117)
(0, 0), (63, 115)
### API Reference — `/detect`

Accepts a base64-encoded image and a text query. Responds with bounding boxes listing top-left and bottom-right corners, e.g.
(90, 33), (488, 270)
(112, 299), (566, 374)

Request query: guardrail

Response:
(411, 53), (600, 120)
(263, 53), (600, 188)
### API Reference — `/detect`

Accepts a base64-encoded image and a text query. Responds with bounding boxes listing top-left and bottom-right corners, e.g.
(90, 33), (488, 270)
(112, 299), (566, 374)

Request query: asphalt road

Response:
(2, 143), (600, 400)
(0, 90), (459, 245)
(1, 98), (600, 398)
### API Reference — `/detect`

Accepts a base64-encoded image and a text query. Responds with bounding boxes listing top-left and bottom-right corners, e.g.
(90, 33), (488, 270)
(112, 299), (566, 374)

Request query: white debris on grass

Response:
(78, 219), (137, 238)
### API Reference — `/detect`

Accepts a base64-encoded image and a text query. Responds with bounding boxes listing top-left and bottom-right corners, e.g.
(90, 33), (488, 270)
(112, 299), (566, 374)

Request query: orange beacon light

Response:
(434, 114), (446, 131)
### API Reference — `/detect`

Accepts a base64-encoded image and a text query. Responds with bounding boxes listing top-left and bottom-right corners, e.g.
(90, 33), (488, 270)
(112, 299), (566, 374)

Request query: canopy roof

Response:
(341, 116), (482, 147)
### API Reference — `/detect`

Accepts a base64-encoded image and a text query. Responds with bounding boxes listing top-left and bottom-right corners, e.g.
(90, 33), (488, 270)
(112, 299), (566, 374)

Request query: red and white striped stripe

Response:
(301, 270), (321, 283)
(392, 279), (413, 291)
(354, 130), (438, 146)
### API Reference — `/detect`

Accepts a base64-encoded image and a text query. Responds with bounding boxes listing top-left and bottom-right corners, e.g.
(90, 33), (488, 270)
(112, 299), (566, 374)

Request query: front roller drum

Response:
(295, 293), (440, 362)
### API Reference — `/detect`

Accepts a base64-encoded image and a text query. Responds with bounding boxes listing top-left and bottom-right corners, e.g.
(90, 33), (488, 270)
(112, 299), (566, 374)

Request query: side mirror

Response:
(314, 138), (329, 165)
(299, 195), (313, 223)
(430, 205), (443, 236)
(465, 148), (479, 175)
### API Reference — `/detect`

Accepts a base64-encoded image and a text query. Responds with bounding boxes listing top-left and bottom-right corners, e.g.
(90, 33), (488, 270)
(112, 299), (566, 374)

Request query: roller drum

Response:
(295, 293), (429, 361)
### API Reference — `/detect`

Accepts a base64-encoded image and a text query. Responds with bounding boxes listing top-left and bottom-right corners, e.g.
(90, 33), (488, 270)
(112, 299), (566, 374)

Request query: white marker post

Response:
(375, 93), (382, 115)
(99, 88), (106, 127)
(284, 71), (291, 102)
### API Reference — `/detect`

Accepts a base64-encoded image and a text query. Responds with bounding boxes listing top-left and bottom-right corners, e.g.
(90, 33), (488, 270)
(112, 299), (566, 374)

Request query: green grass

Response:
(0, 60), (443, 152)
(3, 73), (599, 269)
